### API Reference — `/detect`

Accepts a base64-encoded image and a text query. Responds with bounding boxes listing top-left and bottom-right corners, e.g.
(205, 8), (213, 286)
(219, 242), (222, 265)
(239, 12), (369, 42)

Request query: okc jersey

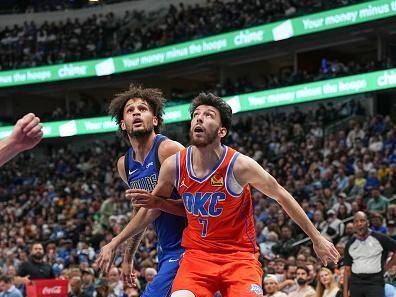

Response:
(176, 145), (257, 254)
(125, 134), (186, 258)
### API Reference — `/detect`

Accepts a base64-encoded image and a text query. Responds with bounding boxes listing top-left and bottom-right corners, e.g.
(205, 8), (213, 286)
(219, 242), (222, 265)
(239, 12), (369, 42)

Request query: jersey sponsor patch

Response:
(210, 173), (224, 187)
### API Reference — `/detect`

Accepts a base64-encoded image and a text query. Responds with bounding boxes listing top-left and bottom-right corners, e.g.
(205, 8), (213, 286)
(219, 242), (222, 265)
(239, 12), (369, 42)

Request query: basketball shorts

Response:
(142, 252), (182, 297)
(171, 249), (263, 297)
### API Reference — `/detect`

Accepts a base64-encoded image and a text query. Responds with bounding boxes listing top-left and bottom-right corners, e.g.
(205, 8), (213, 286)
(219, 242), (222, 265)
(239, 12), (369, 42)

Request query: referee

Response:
(343, 211), (396, 297)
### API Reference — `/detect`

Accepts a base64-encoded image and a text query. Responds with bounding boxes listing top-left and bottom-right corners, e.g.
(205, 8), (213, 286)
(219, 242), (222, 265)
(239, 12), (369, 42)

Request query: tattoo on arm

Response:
(124, 230), (146, 263)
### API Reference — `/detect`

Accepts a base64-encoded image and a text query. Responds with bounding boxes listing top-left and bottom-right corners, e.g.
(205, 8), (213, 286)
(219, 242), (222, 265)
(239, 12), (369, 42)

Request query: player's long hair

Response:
(108, 84), (166, 137)
(190, 92), (232, 136)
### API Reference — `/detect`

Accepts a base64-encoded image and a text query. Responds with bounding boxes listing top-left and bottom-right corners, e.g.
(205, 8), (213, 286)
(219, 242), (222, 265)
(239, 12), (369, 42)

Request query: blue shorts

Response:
(141, 253), (182, 297)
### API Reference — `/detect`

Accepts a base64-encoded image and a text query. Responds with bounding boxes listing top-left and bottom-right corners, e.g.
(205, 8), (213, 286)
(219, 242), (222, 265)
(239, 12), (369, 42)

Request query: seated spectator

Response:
(332, 193), (352, 214)
(315, 267), (340, 297)
(370, 212), (388, 234)
(264, 274), (287, 297)
(321, 209), (344, 242)
(287, 266), (315, 297)
(0, 275), (22, 297)
(367, 187), (389, 216)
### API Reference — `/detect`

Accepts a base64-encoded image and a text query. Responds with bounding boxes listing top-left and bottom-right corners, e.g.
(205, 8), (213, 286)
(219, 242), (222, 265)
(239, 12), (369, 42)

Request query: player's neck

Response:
(191, 142), (223, 172)
(130, 132), (156, 163)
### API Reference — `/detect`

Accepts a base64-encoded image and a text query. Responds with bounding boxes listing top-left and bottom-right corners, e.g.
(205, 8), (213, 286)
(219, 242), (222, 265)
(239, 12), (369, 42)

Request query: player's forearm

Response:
(275, 186), (321, 242)
(0, 137), (19, 166)
(123, 231), (146, 263)
(111, 209), (160, 247)
(158, 199), (186, 217)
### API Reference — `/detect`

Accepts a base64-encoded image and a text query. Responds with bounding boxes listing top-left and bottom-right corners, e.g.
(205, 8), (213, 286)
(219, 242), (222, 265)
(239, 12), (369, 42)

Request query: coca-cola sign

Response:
(42, 286), (62, 295)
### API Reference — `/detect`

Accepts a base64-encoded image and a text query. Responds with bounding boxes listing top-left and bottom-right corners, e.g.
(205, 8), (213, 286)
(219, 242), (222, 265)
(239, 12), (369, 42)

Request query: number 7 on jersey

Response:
(199, 218), (208, 237)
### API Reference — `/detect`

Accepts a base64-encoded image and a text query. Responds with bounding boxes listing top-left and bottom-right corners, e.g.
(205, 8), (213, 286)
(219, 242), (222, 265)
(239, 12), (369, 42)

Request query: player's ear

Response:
(218, 127), (227, 138)
(153, 116), (158, 127)
(121, 120), (126, 131)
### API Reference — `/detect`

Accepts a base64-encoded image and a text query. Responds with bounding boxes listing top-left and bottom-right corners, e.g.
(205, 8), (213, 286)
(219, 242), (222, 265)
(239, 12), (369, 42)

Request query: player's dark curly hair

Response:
(190, 92), (232, 136)
(108, 84), (166, 137)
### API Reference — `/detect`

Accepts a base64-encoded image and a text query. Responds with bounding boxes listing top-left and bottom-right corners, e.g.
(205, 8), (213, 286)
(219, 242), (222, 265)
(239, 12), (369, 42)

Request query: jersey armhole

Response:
(124, 149), (130, 180)
(154, 135), (167, 169)
(225, 152), (243, 197)
(175, 152), (180, 189)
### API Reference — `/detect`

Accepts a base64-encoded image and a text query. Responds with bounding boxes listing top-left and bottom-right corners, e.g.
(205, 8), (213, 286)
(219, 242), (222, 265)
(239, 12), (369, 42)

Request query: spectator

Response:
(339, 223), (354, 245)
(144, 267), (157, 286)
(94, 278), (116, 297)
(367, 187), (389, 216)
(272, 226), (299, 258)
(69, 276), (89, 297)
(331, 193), (351, 215)
(81, 268), (95, 297)
(16, 243), (54, 283)
(287, 266), (315, 297)
(370, 212), (388, 234)
(0, 275), (22, 297)
(107, 267), (124, 297)
(321, 209), (344, 242)
(315, 267), (340, 297)
(264, 274), (287, 297)
(279, 264), (298, 294)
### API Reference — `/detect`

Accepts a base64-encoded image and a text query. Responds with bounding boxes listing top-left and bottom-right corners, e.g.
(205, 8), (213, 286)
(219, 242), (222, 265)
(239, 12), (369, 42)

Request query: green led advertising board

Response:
(0, 0), (395, 88)
(1, 68), (395, 139)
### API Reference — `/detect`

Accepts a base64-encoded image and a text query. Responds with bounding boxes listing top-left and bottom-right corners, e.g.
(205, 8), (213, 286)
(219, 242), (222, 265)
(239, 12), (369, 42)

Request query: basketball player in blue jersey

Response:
(96, 84), (186, 297)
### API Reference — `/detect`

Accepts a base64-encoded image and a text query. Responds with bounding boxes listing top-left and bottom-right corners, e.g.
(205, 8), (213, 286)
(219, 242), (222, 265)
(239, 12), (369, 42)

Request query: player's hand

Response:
(10, 113), (43, 152)
(121, 261), (138, 288)
(312, 235), (340, 266)
(96, 242), (117, 273)
(126, 189), (162, 209)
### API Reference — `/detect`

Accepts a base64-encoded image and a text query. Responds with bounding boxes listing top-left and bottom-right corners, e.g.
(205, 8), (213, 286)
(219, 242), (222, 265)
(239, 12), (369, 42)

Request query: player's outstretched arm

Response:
(0, 113), (43, 167)
(128, 155), (186, 217)
(234, 154), (340, 266)
(96, 207), (161, 273)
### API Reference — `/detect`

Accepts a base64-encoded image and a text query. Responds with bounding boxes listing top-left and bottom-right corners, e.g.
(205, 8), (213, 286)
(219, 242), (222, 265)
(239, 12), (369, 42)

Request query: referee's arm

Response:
(378, 233), (396, 271)
(343, 239), (353, 297)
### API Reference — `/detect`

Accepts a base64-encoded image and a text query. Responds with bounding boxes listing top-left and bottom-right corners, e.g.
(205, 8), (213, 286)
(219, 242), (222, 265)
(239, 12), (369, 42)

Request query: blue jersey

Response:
(124, 134), (186, 258)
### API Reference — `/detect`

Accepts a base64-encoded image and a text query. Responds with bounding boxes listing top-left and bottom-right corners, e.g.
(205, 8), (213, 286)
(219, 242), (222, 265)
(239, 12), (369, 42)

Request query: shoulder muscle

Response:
(117, 155), (128, 185)
(158, 139), (184, 164)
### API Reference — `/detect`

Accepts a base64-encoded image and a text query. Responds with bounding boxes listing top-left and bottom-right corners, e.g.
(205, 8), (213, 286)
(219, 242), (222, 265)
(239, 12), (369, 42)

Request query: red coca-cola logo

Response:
(42, 286), (62, 295)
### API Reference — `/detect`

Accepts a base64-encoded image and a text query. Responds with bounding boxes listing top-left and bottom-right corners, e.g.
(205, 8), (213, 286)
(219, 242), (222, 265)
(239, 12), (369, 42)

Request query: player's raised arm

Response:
(128, 154), (186, 217)
(233, 154), (340, 266)
(0, 113), (43, 167)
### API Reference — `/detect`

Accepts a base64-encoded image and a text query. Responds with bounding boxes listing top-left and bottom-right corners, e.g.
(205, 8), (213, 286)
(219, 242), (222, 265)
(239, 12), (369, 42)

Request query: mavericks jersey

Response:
(176, 145), (257, 254)
(125, 134), (186, 257)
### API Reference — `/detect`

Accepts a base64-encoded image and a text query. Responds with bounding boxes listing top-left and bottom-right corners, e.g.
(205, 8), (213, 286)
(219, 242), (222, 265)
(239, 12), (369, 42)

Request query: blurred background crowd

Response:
(1, 97), (395, 296)
(1, 0), (364, 71)
(0, 0), (395, 296)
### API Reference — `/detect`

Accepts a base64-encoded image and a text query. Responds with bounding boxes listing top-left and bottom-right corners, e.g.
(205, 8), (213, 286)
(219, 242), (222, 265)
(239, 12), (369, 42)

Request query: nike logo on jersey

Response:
(129, 169), (138, 175)
(182, 192), (226, 217)
(168, 258), (179, 263)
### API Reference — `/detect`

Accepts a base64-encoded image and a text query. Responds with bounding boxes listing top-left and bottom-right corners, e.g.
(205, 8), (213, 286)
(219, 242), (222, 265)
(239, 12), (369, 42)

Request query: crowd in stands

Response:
(0, 0), (365, 71)
(0, 97), (395, 296)
(0, 0), (130, 14)
(35, 55), (395, 123)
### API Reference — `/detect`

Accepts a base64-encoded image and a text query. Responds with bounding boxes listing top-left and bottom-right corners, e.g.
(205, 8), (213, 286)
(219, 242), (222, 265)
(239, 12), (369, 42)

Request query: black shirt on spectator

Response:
(17, 257), (54, 279)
